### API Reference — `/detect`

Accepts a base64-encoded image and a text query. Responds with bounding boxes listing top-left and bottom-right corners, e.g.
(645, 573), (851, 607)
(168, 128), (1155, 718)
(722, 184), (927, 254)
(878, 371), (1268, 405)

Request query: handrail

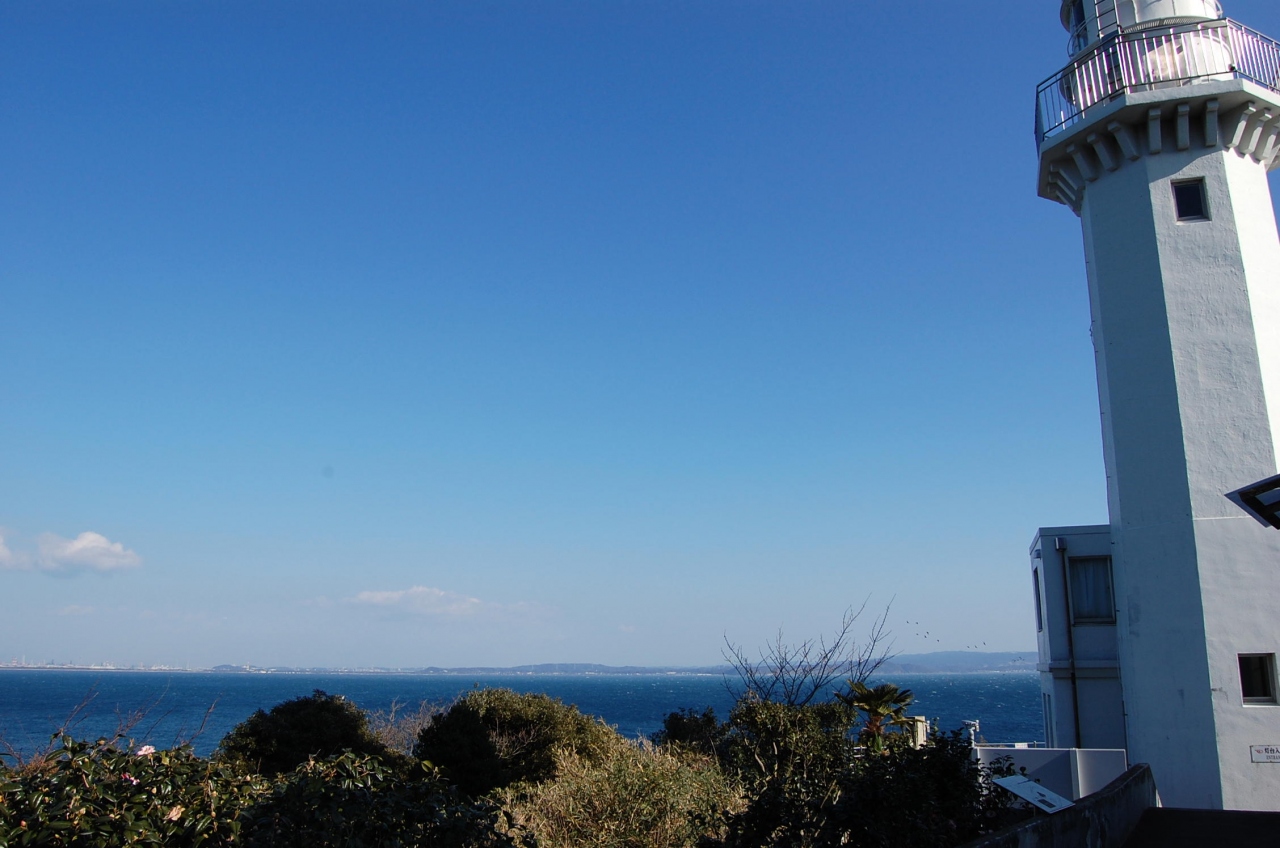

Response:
(1035, 19), (1280, 145)
(1068, 21), (1091, 58)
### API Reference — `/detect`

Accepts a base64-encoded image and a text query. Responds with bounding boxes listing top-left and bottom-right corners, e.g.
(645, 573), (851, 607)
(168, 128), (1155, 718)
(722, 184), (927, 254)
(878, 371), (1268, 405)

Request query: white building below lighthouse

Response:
(1030, 0), (1280, 811)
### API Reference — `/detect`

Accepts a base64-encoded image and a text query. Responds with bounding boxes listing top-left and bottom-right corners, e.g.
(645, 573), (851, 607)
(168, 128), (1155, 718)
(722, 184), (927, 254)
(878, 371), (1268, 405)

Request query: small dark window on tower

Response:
(1033, 569), (1044, 632)
(1239, 654), (1278, 704)
(1173, 179), (1209, 221)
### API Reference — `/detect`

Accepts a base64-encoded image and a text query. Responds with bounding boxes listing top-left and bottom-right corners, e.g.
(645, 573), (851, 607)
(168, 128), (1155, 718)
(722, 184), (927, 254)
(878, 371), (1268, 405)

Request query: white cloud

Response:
(0, 534), (31, 570)
(58, 604), (95, 616)
(37, 532), (142, 574)
(349, 586), (485, 617)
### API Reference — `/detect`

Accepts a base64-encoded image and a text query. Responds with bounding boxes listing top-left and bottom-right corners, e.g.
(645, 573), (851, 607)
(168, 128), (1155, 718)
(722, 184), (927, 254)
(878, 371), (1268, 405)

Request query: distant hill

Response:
(203, 652), (1035, 676)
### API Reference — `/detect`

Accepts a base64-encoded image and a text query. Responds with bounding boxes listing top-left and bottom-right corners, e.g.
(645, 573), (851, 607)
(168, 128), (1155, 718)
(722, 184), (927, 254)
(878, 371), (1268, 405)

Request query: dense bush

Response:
(710, 699), (860, 848)
(649, 707), (728, 759)
(499, 736), (741, 848)
(715, 728), (1020, 848)
(813, 732), (1020, 848)
(237, 752), (522, 848)
(0, 736), (266, 847)
(413, 688), (616, 796)
(216, 690), (391, 776)
(0, 737), (524, 848)
(650, 694), (1023, 848)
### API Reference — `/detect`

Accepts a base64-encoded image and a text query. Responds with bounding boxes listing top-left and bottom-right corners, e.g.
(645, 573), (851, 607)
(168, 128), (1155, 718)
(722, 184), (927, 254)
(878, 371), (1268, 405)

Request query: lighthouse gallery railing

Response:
(1036, 19), (1280, 145)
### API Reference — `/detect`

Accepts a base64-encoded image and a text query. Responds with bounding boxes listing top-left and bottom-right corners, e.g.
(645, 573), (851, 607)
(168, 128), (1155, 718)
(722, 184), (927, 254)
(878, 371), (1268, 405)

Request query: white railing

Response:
(1036, 19), (1280, 145)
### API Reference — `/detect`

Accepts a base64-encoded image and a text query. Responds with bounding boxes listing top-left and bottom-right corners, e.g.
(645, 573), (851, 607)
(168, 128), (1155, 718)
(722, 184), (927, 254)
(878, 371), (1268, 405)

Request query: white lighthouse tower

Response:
(1033, 0), (1280, 810)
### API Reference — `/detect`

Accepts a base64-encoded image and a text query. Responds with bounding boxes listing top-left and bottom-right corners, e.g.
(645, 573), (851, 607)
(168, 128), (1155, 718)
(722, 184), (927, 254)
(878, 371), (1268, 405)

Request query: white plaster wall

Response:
(1145, 143), (1280, 810)
(1077, 126), (1280, 809)
(1196, 516), (1280, 809)
(1223, 150), (1280, 470)
(1081, 151), (1223, 808)
(1078, 674), (1128, 749)
(1149, 149), (1278, 514)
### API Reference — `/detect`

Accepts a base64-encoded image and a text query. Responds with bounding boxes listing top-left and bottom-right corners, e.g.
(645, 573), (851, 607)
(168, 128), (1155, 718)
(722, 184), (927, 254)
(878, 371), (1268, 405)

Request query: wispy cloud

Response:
(37, 532), (142, 574)
(0, 534), (30, 570)
(58, 604), (95, 616)
(348, 586), (487, 617)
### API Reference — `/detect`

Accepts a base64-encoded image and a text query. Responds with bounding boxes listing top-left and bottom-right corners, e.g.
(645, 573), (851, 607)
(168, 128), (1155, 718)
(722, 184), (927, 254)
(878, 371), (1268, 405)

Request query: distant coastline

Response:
(0, 651), (1034, 676)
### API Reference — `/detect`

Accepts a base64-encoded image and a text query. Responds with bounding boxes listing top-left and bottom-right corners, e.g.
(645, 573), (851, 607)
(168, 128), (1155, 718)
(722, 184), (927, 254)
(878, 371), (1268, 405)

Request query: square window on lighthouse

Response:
(1239, 654), (1278, 705)
(1173, 179), (1210, 221)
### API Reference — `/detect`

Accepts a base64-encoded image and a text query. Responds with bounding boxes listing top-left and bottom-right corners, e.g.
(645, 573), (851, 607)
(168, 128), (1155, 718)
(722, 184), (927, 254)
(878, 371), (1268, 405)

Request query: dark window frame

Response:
(1173, 178), (1210, 222)
(1239, 653), (1278, 705)
(1068, 556), (1116, 625)
(1033, 568), (1045, 633)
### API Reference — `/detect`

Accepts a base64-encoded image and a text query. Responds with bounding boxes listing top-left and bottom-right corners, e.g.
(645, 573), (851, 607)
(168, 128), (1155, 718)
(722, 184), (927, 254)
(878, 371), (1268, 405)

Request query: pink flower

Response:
(135, 745), (156, 756)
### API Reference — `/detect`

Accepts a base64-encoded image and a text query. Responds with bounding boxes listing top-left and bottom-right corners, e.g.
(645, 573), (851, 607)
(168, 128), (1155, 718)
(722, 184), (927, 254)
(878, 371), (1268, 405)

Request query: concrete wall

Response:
(959, 764), (1158, 848)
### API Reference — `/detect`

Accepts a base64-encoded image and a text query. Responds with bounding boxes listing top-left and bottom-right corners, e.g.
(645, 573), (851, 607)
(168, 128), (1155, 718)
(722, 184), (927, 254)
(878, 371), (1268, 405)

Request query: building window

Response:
(1069, 556), (1115, 624)
(1173, 179), (1209, 221)
(1043, 693), (1054, 748)
(1033, 569), (1044, 632)
(1239, 654), (1278, 705)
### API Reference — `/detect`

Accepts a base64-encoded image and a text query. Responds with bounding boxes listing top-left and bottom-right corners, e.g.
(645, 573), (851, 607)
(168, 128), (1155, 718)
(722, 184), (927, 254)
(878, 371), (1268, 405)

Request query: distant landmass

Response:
(2, 652), (1036, 676)
(203, 651), (1035, 676)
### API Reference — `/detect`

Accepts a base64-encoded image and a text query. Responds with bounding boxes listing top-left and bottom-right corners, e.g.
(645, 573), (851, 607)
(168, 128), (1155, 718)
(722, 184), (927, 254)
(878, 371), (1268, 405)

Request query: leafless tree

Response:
(723, 598), (895, 707)
(368, 699), (443, 756)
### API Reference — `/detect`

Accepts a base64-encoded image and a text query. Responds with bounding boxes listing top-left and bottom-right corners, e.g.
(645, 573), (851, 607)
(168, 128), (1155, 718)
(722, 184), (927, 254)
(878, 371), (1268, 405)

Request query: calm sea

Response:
(0, 670), (1042, 758)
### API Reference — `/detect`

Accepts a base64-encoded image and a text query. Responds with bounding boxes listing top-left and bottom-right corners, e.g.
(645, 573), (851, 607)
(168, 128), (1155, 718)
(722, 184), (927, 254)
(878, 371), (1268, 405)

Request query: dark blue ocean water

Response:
(0, 670), (1042, 758)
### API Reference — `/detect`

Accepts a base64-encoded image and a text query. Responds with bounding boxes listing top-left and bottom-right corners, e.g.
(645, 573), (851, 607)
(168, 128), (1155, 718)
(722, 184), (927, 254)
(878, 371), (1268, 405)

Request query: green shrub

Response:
(717, 729), (1022, 848)
(238, 752), (524, 848)
(811, 731), (1021, 848)
(216, 690), (390, 776)
(649, 707), (728, 759)
(711, 699), (859, 848)
(0, 736), (266, 847)
(721, 698), (858, 787)
(0, 736), (527, 848)
(413, 688), (617, 796)
(498, 736), (741, 848)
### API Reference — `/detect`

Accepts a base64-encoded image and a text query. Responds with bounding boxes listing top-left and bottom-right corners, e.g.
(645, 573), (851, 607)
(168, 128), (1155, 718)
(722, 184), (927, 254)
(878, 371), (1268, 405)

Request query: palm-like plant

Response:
(835, 681), (914, 753)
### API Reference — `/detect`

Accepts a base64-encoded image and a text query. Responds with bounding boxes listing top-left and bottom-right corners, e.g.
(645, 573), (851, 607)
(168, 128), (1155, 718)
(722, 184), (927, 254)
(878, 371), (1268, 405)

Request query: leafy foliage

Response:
(216, 690), (391, 776)
(835, 682), (915, 753)
(413, 688), (616, 796)
(804, 732), (1022, 848)
(647, 699), (1026, 848)
(0, 736), (266, 847)
(237, 752), (522, 848)
(649, 707), (728, 759)
(0, 737), (524, 848)
(713, 699), (860, 847)
(499, 736), (741, 848)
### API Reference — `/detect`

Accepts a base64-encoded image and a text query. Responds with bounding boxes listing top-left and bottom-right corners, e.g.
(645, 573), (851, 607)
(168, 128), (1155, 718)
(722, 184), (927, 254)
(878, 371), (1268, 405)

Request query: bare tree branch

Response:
(723, 598), (896, 706)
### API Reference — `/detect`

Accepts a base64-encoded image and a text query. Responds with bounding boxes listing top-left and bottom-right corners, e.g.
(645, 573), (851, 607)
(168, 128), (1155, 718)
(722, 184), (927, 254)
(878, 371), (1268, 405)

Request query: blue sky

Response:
(2, 1), (1279, 668)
